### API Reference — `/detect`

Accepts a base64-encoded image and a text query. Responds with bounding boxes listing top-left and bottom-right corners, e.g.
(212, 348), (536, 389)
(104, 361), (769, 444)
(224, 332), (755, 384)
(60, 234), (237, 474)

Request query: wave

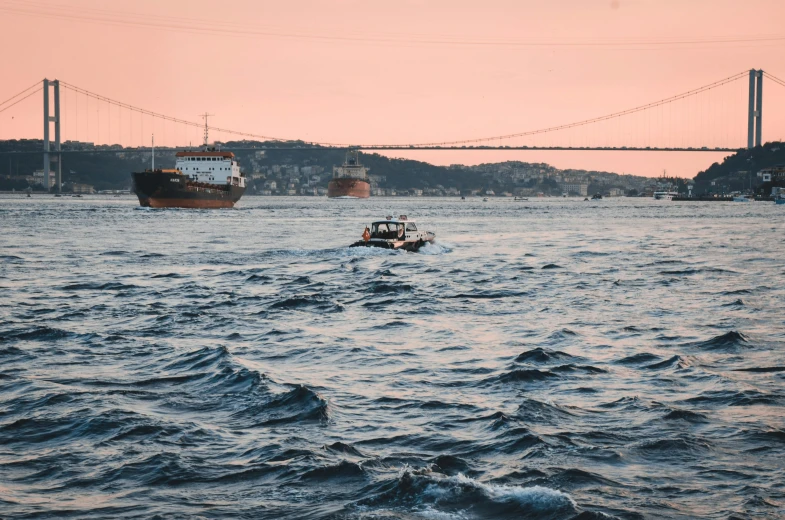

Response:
(634, 436), (712, 456)
(269, 295), (343, 312)
(429, 454), (473, 476)
(493, 368), (559, 383)
(659, 267), (735, 276)
(300, 460), (365, 481)
(356, 471), (576, 519)
(687, 331), (751, 351)
(661, 408), (709, 422)
(365, 282), (414, 294)
(446, 290), (529, 299)
(62, 281), (137, 291)
(151, 272), (185, 279)
(2, 326), (80, 342)
(615, 353), (660, 365)
(323, 441), (364, 457)
(642, 355), (691, 370)
(245, 273), (272, 282)
(684, 389), (780, 407)
(733, 366), (785, 373)
(542, 263), (564, 269)
(535, 468), (621, 490)
(516, 398), (577, 423)
(550, 364), (608, 375)
(515, 347), (575, 364)
(419, 242), (452, 255)
(249, 385), (330, 426)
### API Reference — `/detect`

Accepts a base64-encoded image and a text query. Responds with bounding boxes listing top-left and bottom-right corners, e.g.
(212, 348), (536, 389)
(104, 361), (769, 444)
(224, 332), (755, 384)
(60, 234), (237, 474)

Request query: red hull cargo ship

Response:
(328, 150), (370, 199)
(132, 149), (246, 209)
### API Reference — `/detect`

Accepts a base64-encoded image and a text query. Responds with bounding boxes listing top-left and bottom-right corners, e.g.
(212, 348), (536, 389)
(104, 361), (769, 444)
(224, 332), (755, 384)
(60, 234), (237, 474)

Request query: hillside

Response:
(1, 139), (647, 195)
(693, 141), (785, 193)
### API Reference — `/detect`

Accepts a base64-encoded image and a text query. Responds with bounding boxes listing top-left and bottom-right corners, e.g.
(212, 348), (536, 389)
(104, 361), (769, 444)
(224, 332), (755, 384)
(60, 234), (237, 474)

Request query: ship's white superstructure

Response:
(175, 151), (246, 188)
(333, 151), (369, 180)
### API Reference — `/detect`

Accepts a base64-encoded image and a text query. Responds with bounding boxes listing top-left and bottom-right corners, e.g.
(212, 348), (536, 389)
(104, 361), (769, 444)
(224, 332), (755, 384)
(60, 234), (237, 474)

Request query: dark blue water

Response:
(1, 195), (784, 519)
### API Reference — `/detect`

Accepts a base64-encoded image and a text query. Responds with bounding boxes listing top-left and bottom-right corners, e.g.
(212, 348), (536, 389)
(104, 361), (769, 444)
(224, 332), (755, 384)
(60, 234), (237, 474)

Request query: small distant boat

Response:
(483, 197), (488, 202)
(592, 193), (602, 200)
(584, 197), (589, 201)
(461, 196), (466, 200)
(776, 194), (785, 205)
(514, 197), (528, 201)
(349, 215), (435, 252)
(732, 195), (751, 202)
(653, 191), (678, 200)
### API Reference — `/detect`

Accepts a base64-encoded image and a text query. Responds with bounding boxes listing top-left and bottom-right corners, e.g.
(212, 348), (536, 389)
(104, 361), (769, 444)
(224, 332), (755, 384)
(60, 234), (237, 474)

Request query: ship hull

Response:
(328, 178), (370, 199)
(132, 171), (245, 209)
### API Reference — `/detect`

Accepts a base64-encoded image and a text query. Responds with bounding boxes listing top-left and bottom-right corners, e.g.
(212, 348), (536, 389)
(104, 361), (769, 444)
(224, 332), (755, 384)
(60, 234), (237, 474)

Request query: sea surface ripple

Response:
(1, 195), (784, 519)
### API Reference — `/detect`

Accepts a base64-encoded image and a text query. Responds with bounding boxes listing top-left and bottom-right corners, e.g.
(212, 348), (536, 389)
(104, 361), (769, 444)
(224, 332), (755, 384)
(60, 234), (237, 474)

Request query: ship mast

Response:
(199, 113), (214, 147)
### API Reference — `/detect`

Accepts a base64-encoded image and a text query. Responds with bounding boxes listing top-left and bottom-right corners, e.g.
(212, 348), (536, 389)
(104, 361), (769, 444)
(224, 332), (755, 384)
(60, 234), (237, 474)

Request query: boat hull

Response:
(328, 178), (370, 199)
(349, 236), (435, 252)
(132, 171), (245, 209)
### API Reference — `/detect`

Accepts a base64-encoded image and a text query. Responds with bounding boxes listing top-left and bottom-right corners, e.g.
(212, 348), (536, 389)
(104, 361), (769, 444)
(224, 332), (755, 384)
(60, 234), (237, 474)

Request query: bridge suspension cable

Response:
(402, 70), (751, 147)
(764, 71), (785, 89)
(57, 81), (352, 146)
(56, 70), (754, 149)
(0, 81), (42, 114)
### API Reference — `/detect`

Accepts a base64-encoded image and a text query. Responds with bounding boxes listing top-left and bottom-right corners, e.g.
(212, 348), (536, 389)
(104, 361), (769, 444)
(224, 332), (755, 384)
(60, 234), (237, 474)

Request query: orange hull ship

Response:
(328, 178), (370, 198)
(329, 150), (371, 199)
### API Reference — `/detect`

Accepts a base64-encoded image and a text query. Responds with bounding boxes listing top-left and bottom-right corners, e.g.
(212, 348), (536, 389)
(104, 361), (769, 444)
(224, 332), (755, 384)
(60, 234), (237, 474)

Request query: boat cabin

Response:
(370, 216), (419, 240)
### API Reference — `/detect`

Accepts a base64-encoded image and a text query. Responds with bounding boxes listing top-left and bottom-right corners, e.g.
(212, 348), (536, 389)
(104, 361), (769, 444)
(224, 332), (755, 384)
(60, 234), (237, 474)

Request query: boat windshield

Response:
(371, 222), (403, 239)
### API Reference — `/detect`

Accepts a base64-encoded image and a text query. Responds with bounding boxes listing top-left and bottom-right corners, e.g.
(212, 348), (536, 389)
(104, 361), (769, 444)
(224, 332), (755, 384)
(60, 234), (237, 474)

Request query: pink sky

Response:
(1, 0), (785, 177)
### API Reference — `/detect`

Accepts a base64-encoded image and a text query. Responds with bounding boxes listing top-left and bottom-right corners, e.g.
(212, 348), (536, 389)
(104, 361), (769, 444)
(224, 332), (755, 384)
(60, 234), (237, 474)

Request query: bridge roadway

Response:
(0, 146), (740, 155)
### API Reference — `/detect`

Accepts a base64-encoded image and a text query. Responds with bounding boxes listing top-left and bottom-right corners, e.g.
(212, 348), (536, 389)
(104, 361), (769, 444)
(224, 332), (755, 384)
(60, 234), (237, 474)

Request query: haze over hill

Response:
(3, 138), (783, 196)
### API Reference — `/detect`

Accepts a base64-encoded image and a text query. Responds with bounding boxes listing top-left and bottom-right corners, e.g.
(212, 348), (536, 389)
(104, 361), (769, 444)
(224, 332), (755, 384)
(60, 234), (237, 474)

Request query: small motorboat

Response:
(592, 193), (602, 200)
(350, 215), (435, 252)
(514, 197), (528, 201)
(775, 194), (785, 205)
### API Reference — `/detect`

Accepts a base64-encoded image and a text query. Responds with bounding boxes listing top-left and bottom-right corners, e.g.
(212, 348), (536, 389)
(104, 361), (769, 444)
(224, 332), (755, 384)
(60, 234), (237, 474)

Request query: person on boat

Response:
(362, 227), (371, 242)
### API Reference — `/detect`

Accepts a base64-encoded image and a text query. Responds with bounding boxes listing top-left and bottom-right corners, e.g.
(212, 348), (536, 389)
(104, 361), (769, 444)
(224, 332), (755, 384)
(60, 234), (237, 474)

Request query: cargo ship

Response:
(328, 150), (370, 199)
(131, 148), (246, 209)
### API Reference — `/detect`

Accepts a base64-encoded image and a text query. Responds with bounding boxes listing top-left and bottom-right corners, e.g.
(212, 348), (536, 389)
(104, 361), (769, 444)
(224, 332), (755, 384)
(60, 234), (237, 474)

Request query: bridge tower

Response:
(747, 69), (763, 148)
(42, 79), (62, 193)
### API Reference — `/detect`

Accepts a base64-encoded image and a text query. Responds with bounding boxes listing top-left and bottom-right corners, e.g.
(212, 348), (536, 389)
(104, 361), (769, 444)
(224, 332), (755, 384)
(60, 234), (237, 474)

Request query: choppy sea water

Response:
(1, 195), (784, 519)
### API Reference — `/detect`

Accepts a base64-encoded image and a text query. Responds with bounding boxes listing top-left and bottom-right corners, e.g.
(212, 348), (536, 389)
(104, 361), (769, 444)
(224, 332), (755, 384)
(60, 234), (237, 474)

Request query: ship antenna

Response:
(199, 113), (214, 147)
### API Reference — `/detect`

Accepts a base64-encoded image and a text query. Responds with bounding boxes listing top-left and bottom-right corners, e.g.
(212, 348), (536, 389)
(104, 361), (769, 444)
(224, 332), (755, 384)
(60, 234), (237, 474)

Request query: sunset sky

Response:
(2, 0), (785, 177)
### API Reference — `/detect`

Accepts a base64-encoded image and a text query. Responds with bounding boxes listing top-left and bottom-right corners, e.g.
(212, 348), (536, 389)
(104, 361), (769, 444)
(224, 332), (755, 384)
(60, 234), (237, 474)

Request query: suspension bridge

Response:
(1, 68), (785, 193)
